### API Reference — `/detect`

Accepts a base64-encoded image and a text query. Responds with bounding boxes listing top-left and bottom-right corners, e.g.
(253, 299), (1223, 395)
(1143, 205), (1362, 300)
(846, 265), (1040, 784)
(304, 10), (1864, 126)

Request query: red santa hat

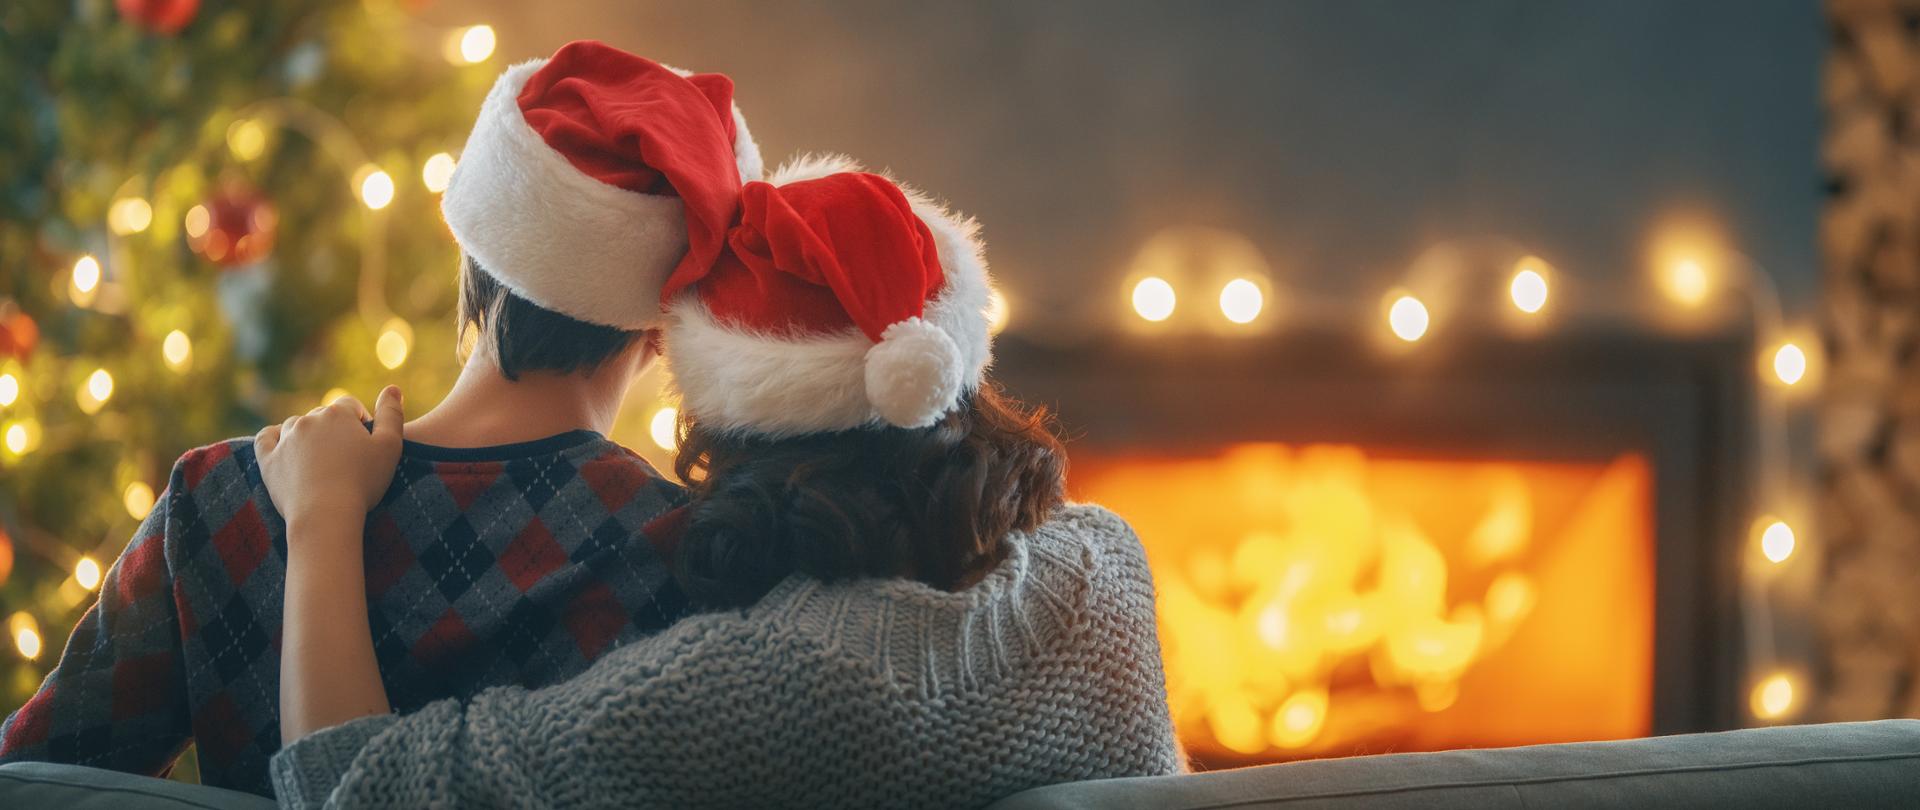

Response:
(441, 40), (762, 330)
(662, 155), (993, 437)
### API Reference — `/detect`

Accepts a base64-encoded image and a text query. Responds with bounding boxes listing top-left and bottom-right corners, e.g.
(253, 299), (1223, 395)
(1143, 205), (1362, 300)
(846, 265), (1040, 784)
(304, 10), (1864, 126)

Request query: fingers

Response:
(329, 395), (372, 421)
(372, 385), (405, 445)
(254, 424), (281, 455)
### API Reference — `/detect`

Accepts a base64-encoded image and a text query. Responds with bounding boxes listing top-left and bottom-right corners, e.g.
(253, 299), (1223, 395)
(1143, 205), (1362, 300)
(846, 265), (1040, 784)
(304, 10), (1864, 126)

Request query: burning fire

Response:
(1073, 444), (1653, 760)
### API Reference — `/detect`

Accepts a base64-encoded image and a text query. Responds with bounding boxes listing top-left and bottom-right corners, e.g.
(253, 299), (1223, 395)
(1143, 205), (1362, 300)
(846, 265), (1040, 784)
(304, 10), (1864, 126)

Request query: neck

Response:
(405, 354), (634, 449)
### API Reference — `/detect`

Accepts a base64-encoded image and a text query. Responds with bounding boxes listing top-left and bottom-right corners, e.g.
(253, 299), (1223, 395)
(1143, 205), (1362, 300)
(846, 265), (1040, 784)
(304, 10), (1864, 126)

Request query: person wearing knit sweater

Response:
(251, 158), (1185, 806)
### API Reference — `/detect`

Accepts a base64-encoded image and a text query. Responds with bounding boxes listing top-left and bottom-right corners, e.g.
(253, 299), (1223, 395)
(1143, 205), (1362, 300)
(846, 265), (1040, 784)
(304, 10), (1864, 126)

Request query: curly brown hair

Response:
(670, 383), (1068, 609)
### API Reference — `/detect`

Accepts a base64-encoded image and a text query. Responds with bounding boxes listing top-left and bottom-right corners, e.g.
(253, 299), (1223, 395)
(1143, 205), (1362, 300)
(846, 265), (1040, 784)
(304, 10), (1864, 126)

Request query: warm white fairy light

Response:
(162, 329), (193, 372)
(358, 167), (396, 210)
(9, 612), (40, 659)
(74, 557), (102, 591)
(1760, 519), (1796, 564)
(376, 318), (412, 369)
(1661, 257), (1712, 308)
(458, 25), (497, 64)
(1388, 294), (1430, 342)
(227, 118), (268, 161)
(422, 152), (457, 193)
(183, 204), (211, 239)
(986, 288), (1011, 335)
(0, 373), (18, 408)
(108, 197), (154, 235)
(2, 420), (33, 457)
(1131, 277), (1176, 322)
(78, 368), (114, 414)
(1509, 257), (1550, 314)
(1772, 343), (1807, 386)
(1751, 672), (1796, 720)
(1219, 278), (1264, 325)
(649, 407), (678, 451)
(70, 255), (101, 307)
(124, 481), (157, 521)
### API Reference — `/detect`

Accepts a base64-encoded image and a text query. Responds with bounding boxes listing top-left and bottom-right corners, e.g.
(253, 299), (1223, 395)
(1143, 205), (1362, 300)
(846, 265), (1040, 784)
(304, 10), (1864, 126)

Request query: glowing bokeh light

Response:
(124, 481), (157, 520)
(1751, 673), (1795, 720)
(1132, 277), (1176, 322)
(75, 557), (102, 591)
(1772, 343), (1807, 386)
(358, 167), (396, 210)
(108, 197), (154, 235)
(1510, 258), (1550, 314)
(162, 330), (193, 372)
(1388, 295), (1430, 342)
(1760, 520), (1796, 564)
(422, 152), (458, 193)
(1219, 278), (1264, 325)
(649, 407), (678, 451)
(375, 318), (412, 369)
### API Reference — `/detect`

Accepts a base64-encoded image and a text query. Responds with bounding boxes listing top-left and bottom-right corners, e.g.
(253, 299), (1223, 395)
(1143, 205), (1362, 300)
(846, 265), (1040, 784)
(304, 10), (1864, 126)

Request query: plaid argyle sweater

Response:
(0, 430), (688, 797)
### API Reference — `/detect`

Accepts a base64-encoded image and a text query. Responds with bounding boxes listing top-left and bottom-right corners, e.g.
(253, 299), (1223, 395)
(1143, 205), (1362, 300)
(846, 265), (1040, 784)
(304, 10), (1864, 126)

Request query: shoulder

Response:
(168, 437), (263, 495)
(1032, 502), (1151, 578)
(569, 439), (688, 505)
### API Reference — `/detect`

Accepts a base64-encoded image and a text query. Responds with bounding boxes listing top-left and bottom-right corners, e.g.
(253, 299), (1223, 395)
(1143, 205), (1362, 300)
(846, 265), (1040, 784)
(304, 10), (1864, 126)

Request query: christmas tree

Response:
(0, 1), (672, 767)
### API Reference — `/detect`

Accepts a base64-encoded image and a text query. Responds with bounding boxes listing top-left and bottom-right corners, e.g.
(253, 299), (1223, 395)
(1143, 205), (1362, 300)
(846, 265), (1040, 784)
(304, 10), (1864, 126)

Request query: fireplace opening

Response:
(1072, 444), (1655, 764)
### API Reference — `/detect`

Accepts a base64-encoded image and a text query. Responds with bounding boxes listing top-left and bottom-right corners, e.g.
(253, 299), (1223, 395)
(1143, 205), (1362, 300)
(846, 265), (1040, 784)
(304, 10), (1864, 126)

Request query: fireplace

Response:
(993, 324), (1754, 766)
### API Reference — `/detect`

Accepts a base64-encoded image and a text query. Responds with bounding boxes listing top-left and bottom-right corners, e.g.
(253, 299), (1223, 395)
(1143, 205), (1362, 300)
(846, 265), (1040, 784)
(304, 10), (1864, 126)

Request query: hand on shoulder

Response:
(254, 385), (406, 534)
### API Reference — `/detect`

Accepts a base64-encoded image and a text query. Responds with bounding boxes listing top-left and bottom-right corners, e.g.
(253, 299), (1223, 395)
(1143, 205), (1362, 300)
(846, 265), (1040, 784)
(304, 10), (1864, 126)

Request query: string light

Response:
(422, 152), (457, 193)
(108, 197), (154, 235)
(74, 557), (101, 591)
(124, 481), (157, 520)
(77, 368), (114, 415)
(1759, 519), (1796, 564)
(1388, 294), (1430, 342)
(1219, 278), (1264, 325)
(376, 318), (413, 369)
(8, 612), (39, 660)
(649, 407), (678, 451)
(162, 329), (193, 372)
(1132, 277), (1176, 322)
(2, 419), (35, 457)
(1751, 672), (1796, 720)
(358, 166), (395, 210)
(448, 25), (497, 64)
(0, 373), (17, 407)
(1660, 258), (1712, 308)
(70, 255), (101, 307)
(184, 204), (211, 239)
(227, 118), (268, 161)
(986, 288), (1011, 335)
(1772, 343), (1807, 386)
(1509, 257), (1549, 314)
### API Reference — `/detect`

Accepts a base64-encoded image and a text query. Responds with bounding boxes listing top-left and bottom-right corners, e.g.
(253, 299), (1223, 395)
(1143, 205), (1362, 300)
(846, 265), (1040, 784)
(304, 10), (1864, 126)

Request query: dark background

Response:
(440, 0), (1821, 333)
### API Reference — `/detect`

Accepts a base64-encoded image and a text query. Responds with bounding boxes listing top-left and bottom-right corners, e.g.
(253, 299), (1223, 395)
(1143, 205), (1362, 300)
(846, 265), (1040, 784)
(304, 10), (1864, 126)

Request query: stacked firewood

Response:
(1821, 0), (1920, 721)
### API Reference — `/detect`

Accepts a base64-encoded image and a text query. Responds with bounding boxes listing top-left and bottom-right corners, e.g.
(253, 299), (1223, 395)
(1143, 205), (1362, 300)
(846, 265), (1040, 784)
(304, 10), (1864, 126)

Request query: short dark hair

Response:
(670, 383), (1068, 609)
(458, 256), (643, 381)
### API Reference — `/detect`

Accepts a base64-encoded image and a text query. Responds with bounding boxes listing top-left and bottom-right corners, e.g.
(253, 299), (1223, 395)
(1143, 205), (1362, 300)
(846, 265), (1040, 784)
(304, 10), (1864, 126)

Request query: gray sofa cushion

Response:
(989, 720), (1920, 809)
(0, 761), (275, 810)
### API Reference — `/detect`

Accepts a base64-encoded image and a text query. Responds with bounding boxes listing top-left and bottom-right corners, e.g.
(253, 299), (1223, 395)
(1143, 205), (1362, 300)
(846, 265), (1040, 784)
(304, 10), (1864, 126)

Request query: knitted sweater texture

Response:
(269, 504), (1182, 808)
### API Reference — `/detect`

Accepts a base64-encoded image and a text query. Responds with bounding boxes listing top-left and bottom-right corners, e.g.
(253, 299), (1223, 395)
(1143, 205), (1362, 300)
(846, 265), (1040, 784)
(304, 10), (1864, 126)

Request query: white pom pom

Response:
(865, 318), (963, 429)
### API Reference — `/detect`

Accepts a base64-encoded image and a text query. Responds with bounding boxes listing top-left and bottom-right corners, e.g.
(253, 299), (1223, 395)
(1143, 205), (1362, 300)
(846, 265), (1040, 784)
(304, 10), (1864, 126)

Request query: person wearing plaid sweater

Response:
(0, 427), (687, 796)
(0, 40), (765, 798)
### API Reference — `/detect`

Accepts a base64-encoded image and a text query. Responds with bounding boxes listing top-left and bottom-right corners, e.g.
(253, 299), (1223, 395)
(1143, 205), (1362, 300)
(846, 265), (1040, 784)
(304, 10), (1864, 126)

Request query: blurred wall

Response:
(433, 0), (1820, 333)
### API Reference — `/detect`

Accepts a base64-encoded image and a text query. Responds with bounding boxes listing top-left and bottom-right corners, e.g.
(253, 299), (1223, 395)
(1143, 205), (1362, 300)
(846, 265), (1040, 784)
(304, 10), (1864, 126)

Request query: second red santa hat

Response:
(662, 155), (993, 436)
(441, 40), (762, 330)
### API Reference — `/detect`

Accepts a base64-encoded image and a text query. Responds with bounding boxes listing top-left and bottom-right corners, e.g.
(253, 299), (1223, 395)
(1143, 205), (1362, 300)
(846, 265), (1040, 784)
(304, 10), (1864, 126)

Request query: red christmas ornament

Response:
(0, 526), (12, 587)
(116, 0), (199, 35)
(188, 184), (278, 268)
(0, 305), (36, 361)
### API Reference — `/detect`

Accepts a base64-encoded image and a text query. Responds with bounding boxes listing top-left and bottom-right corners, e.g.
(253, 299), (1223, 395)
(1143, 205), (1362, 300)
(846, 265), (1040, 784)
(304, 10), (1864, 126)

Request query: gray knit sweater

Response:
(269, 504), (1183, 808)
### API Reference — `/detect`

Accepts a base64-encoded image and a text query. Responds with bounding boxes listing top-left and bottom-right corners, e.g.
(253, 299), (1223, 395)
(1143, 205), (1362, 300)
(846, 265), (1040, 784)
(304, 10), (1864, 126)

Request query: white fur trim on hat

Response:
(662, 154), (993, 437)
(441, 59), (763, 331)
